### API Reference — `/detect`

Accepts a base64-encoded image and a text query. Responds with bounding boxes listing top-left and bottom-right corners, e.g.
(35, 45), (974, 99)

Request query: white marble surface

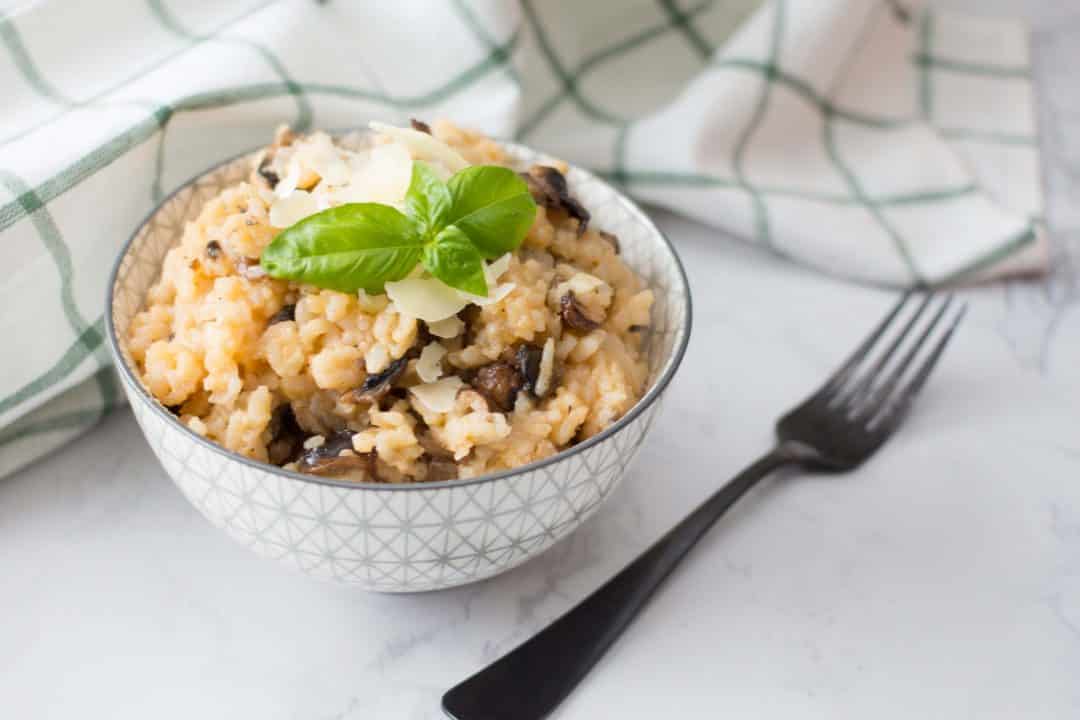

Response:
(4, 3), (1080, 718)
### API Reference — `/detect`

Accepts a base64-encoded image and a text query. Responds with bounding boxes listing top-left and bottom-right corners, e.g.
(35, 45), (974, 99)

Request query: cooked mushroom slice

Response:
(458, 304), (482, 347)
(410, 118), (432, 134)
(267, 403), (305, 465)
(296, 430), (374, 477)
(520, 165), (590, 234)
(471, 362), (525, 412)
(408, 322), (434, 359)
(425, 459), (458, 482)
(205, 240), (222, 259)
(515, 343), (543, 394)
(351, 357), (407, 403)
(299, 451), (375, 478)
(254, 125), (295, 190)
(267, 303), (296, 326)
(560, 291), (601, 332)
(418, 429), (454, 460)
(257, 156), (280, 189)
(597, 230), (620, 254)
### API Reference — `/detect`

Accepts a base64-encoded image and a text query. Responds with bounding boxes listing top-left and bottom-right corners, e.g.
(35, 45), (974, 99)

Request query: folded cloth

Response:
(0, 0), (1044, 477)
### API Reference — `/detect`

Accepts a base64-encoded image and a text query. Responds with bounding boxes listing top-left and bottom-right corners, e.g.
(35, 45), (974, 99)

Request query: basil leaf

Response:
(421, 225), (488, 296)
(261, 203), (423, 293)
(446, 166), (537, 258)
(405, 161), (451, 237)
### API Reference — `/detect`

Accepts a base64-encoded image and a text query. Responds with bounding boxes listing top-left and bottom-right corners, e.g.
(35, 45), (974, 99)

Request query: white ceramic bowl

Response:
(106, 139), (691, 592)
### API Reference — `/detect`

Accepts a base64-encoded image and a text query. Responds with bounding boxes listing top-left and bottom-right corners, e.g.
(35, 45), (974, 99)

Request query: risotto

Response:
(127, 120), (654, 483)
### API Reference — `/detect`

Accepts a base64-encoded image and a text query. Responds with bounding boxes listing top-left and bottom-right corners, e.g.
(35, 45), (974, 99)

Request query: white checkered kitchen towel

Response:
(1, 0), (1045, 477)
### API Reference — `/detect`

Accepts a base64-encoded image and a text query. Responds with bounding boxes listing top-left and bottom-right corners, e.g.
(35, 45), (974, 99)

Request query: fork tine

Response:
(844, 293), (935, 403)
(895, 302), (966, 400)
(868, 300), (965, 427)
(818, 291), (913, 396)
(855, 294), (953, 413)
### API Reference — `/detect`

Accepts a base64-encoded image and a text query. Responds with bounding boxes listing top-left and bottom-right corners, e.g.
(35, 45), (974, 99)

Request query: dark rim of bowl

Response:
(105, 135), (693, 492)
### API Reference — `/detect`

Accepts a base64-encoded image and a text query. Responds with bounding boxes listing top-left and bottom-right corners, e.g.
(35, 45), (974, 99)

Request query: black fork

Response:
(443, 293), (966, 720)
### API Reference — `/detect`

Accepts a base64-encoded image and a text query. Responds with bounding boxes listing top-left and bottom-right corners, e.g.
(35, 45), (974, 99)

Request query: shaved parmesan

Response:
(416, 342), (447, 383)
(269, 190), (318, 228)
(453, 256), (516, 306)
(296, 132), (351, 186)
(428, 316), (464, 339)
(410, 376), (464, 414)
(535, 337), (555, 397)
(335, 142), (412, 206)
(313, 190), (332, 211)
(460, 282), (516, 307)
(369, 121), (470, 173)
(275, 160), (301, 197)
(386, 277), (469, 322)
(319, 159), (352, 187)
(256, 185), (278, 205)
(487, 253), (512, 282)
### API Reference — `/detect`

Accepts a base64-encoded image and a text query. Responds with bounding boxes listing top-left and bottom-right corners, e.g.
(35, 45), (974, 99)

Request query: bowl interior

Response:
(108, 137), (691, 484)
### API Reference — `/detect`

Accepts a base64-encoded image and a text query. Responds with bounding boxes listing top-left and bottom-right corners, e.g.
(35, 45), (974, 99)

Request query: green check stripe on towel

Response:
(0, 0), (1044, 478)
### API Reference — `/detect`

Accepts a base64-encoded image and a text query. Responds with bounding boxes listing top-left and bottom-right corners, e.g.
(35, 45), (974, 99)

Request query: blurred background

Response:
(3, 2), (1080, 718)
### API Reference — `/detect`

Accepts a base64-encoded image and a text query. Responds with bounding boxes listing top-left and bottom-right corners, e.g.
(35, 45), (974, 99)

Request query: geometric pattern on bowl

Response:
(108, 139), (691, 591)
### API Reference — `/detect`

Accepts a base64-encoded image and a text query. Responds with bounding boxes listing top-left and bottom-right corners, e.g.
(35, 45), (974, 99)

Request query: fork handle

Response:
(441, 446), (797, 720)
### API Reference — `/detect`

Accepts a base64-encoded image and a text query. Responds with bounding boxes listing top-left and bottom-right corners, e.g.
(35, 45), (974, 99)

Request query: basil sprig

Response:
(260, 161), (537, 295)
